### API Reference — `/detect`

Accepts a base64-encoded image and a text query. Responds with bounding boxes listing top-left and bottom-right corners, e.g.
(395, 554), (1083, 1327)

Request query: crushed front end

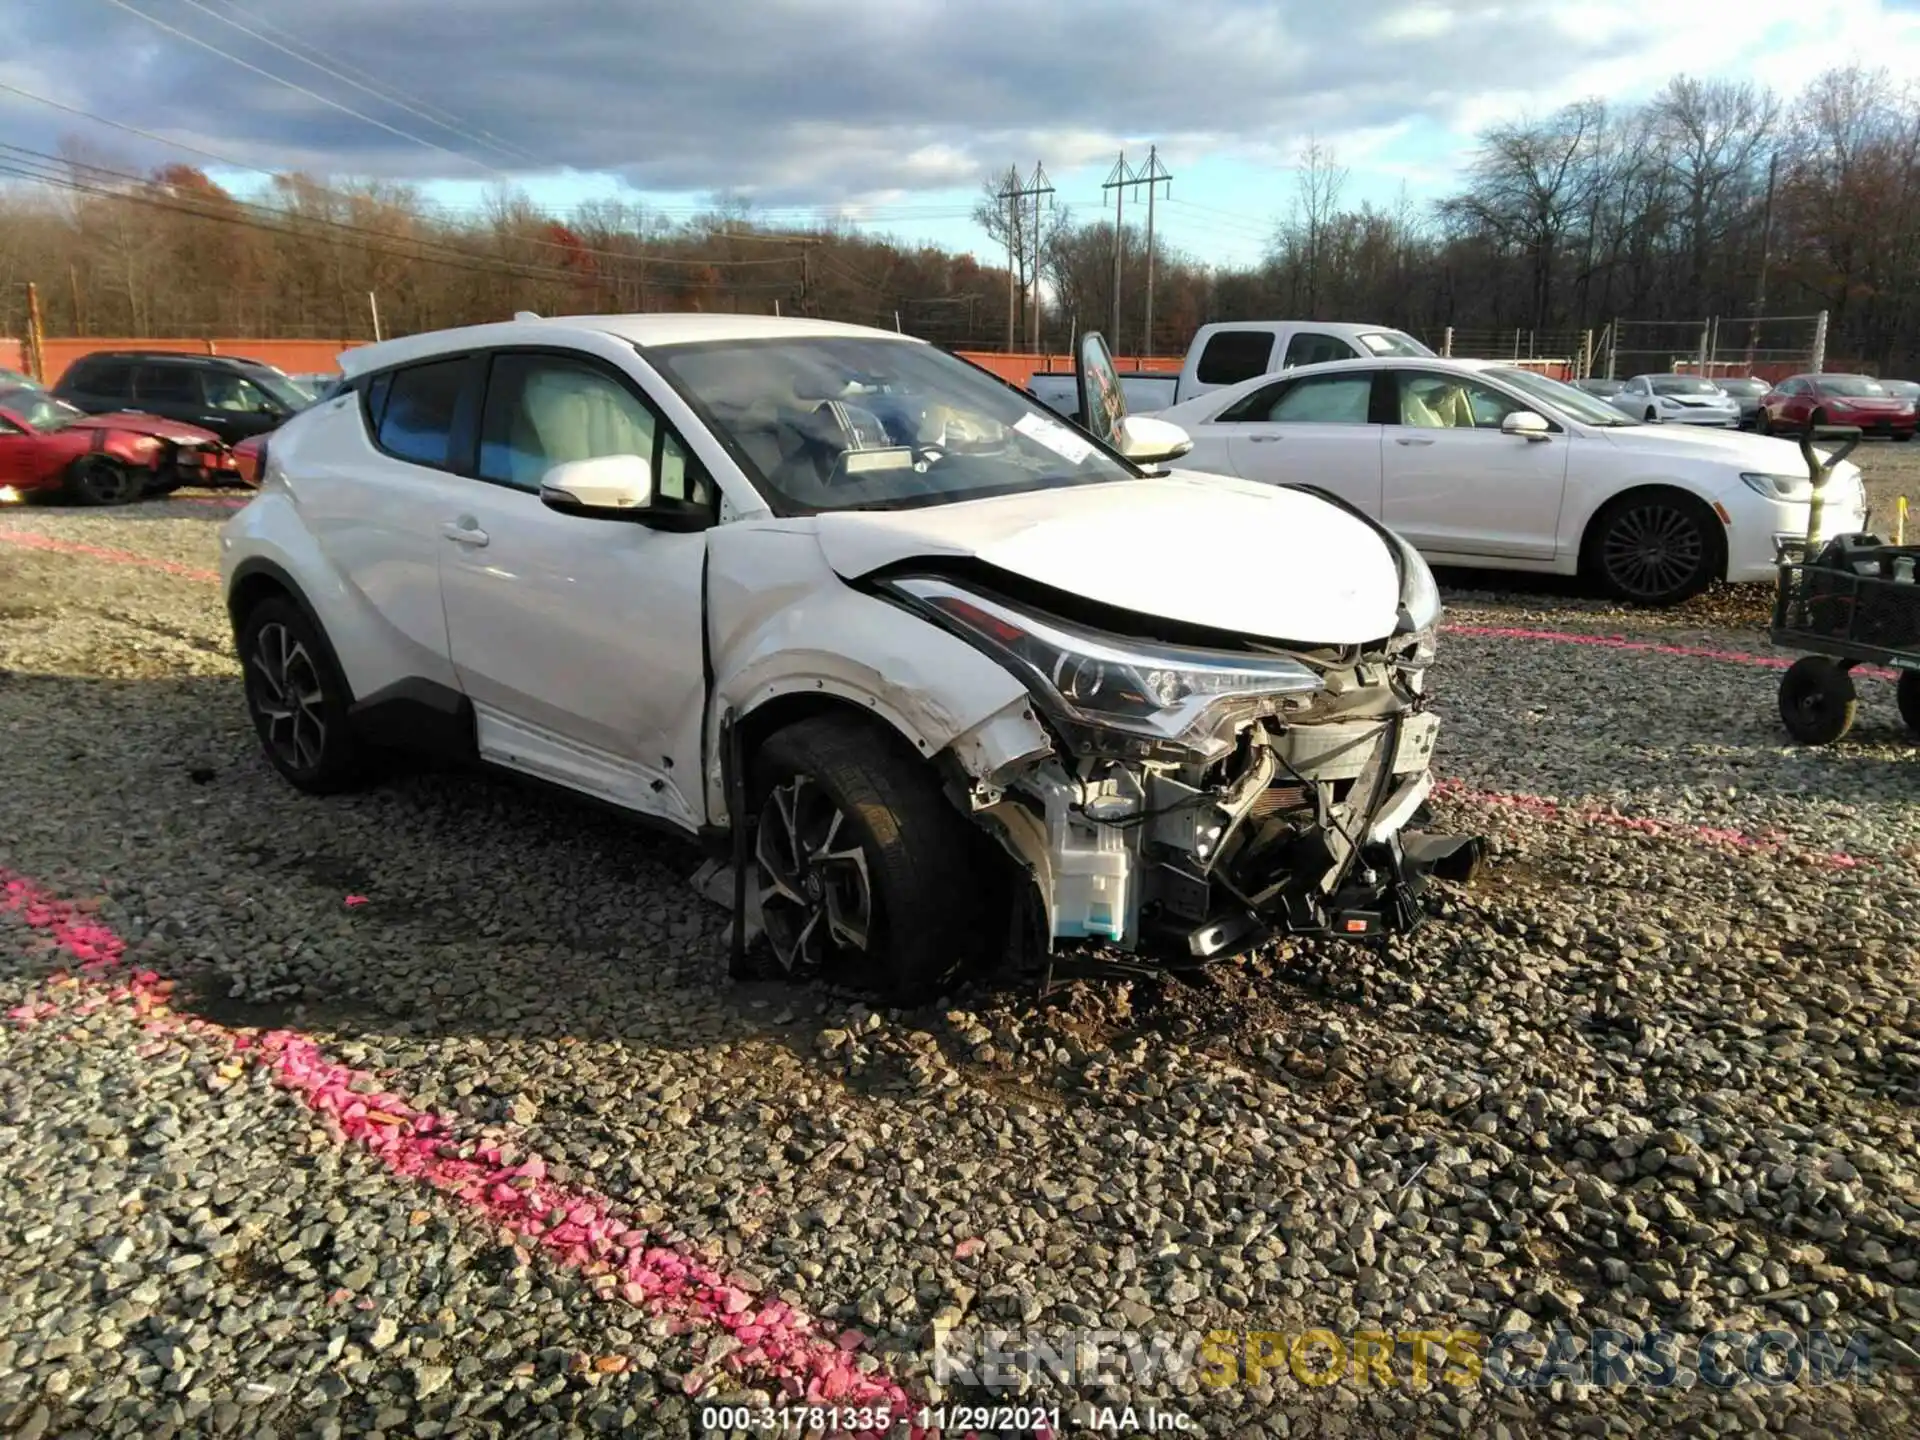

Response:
(883, 553), (1481, 966)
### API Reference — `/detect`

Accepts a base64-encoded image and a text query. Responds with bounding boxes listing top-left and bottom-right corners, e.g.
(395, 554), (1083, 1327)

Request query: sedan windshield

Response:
(646, 336), (1140, 513)
(1649, 376), (1720, 395)
(1483, 367), (1633, 426)
(240, 367), (315, 410)
(1356, 330), (1434, 357)
(1819, 375), (1887, 397)
(1883, 379), (1920, 399)
(1717, 377), (1767, 396)
(0, 389), (87, 431)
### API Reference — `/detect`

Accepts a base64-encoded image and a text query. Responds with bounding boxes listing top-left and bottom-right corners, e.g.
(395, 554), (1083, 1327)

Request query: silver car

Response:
(1613, 374), (1741, 427)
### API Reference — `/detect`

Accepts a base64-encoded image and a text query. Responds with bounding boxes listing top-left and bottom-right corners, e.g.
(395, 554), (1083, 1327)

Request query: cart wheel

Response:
(1779, 657), (1858, 745)
(1898, 671), (1920, 735)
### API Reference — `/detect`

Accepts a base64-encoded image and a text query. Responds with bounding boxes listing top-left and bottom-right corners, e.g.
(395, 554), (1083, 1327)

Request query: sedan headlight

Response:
(1741, 472), (1813, 502)
(887, 576), (1325, 760)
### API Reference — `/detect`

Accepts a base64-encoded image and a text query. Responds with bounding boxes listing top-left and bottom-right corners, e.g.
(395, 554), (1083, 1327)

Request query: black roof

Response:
(71, 350), (276, 369)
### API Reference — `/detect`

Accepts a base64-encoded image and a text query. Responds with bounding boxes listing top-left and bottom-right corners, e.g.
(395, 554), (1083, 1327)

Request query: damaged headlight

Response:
(886, 577), (1325, 760)
(1391, 529), (1442, 634)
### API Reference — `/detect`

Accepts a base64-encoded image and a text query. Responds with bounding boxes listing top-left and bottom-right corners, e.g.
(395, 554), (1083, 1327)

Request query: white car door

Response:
(1212, 370), (1384, 516)
(1379, 369), (1570, 561)
(435, 349), (714, 830)
(298, 359), (478, 696)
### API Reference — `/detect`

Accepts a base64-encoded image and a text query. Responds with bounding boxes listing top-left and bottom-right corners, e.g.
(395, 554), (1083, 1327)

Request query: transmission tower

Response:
(995, 162), (1055, 353)
(1101, 145), (1173, 356)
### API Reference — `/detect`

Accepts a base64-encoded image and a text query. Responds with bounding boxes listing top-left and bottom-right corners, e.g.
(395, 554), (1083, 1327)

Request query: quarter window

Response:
(374, 358), (468, 470)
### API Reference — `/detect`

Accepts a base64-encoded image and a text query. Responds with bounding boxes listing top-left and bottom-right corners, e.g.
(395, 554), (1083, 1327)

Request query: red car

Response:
(1757, 373), (1916, 440)
(0, 388), (232, 504)
(230, 431), (267, 488)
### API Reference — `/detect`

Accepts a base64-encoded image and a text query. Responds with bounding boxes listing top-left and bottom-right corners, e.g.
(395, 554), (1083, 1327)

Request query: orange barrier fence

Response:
(3, 337), (1177, 393)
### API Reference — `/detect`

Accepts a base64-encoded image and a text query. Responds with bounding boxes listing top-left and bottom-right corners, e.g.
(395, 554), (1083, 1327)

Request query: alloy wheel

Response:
(247, 622), (328, 772)
(73, 457), (143, 506)
(1601, 502), (1706, 602)
(754, 774), (873, 975)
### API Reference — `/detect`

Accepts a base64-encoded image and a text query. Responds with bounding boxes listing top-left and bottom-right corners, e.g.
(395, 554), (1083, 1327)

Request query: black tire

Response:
(1588, 491), (1721, 606)
(1810, 409), (1827, 429)
(1779, 657), (1858, 745)
(1644, 406), (1659, 423)
(64, 455), (144, 506)
(1898, 671), (1920, 735)
(752, 714), (986, 1004)
(1896, 431), (1914, 444)
(236, 595), (373, 793)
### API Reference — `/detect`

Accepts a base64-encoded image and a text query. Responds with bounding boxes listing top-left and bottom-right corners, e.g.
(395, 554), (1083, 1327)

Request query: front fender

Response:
(704, 523), (1050, 820)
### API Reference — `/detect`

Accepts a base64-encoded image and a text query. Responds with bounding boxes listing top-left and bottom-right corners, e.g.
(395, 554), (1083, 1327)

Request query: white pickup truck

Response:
(1027, 319), (1434, 419)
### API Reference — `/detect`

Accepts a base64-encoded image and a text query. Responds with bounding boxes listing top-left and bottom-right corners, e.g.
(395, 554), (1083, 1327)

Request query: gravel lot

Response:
(1, 451), (1917, 1439)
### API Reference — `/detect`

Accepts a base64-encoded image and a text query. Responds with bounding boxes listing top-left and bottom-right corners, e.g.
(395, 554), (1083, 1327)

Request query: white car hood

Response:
(1598, 423), (1836, 472)
(811, 471), (1402, 645)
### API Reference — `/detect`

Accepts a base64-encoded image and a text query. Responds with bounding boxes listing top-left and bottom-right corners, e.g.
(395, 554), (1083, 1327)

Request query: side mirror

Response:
(1115, 414), (1193, 466)
(1501, 411), (1552, 441)
(539, 453), (655, 517)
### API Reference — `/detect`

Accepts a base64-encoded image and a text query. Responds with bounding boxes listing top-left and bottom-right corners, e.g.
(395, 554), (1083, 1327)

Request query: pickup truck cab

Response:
(1028, 320), (1434, 420)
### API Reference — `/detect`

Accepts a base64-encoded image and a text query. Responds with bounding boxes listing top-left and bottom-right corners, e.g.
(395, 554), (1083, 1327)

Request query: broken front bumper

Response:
(1005, 708), (1481, 964)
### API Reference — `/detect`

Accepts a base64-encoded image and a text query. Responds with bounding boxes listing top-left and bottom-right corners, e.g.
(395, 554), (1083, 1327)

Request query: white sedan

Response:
(1611, 374), (1741, 427)
(1151, 356), (1865, 605)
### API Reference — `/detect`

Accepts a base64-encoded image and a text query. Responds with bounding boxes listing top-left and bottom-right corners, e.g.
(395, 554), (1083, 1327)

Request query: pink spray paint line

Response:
(1434, 779), (1868, 870)
(1444, 622), (1899, 683)
(0, 873), (941, 1435)
(0, 527), (220, 584)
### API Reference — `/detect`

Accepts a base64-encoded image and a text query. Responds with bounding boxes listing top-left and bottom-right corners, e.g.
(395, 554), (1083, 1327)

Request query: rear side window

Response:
(374, 359), (468, 469)
(74, 359), (134, 395)
(135, 365), (201, 403)
(1195, 330), (1274, 386)
(1264, 373), (1375, 424)
(1283, 332), (1362, 368)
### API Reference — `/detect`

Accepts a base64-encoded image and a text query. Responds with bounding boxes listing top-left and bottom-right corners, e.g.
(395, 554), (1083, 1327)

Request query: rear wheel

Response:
(1898, 671), (1920, 735)
(237, 596), (372, 793)
(1588, 491), (1720, 606)
(752, 714), (986, 1003)
(1779, 657), (1858, 745)
(64, 456), (144, 506)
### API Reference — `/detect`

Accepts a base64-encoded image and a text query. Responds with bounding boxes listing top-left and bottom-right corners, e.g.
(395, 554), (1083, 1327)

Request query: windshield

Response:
(1, 389), (87, 430)
(239, 367), (313, 410)
(1717, 377), (1766, 395)
(647, 336), (1140, 513)
(1483, 366), (1634, 426)
(1357, 330), (1434, 357)
(1882, 379), (1919, 398)
(1649, 375), (1719, 395)
(1819, 375), (1887, 397)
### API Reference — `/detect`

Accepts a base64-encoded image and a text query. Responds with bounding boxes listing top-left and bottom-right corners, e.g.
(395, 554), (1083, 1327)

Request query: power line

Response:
(97, 0), (510, 178)
(192, 0), (543, 165)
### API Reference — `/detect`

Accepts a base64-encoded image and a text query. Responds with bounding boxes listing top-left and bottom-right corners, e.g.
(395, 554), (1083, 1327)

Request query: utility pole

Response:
(24, 281), (45, 382)
(1102, 147), (1173, 356)
(1746, 150), (1778, 370)
(67, 264), (83, 335)
(1026, 161), (1054, 356)
(996, 164), (1053, 353)
(1136, 147), (1172, 357)
(1102, 152), (1131, 352)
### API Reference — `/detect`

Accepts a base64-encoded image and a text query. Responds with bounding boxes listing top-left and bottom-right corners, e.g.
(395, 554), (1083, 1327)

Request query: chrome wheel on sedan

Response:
(755, 773), (873, 974)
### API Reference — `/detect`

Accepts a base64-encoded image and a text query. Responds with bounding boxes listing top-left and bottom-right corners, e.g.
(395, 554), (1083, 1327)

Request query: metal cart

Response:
(1770, 425), (1920, 744)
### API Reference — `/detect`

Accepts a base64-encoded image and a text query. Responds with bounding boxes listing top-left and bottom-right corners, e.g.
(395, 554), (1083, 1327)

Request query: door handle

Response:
(1395, 436), (1436, 446)
(1246, 433), (1284, 443)
(440, 520), (489, 547)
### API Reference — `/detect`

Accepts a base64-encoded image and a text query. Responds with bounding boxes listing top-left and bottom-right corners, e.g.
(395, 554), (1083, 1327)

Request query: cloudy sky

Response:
(9, 0), (1920, 267)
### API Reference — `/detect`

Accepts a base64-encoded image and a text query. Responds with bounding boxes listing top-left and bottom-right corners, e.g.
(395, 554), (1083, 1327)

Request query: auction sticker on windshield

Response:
(1014, 411), (1096, 466)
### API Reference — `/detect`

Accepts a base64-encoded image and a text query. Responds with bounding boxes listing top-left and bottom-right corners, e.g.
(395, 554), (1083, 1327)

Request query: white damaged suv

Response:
(221, 316), (1475, 999)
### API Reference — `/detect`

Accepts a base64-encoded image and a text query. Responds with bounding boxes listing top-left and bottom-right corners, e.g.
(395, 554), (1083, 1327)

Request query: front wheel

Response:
(1589, 492), (1719, 606)
(752, 714), (987, 1003)
(1780, 657), (1858, 745)
(1644, 407), (1659, 423)
(1898, 671), (1920, 735)
(65, 456), (144, 506)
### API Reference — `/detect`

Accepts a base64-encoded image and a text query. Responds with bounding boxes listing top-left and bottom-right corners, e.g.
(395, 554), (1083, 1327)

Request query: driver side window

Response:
(1397, 372), (1527, 430)
(478, 351), (712, 505)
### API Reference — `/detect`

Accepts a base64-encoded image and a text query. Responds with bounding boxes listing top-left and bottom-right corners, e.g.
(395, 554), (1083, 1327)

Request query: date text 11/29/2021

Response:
(697, 1404), (1089, 1434)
